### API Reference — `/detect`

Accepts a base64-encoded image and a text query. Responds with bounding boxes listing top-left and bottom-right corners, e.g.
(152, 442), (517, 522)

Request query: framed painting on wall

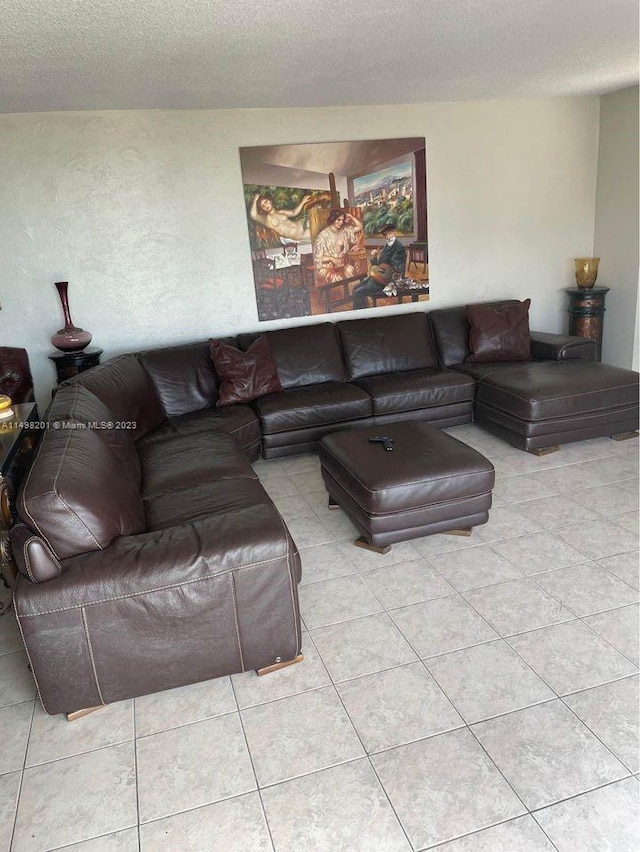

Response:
(239, 138), (428, 321)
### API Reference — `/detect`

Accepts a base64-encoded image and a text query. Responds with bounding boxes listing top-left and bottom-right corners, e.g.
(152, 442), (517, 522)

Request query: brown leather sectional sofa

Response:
(12, 301), (639, 715)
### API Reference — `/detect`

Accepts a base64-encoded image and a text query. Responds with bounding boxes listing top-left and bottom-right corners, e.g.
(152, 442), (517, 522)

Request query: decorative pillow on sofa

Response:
(209, 335), (281, 407)
(465, 299), (532, 363)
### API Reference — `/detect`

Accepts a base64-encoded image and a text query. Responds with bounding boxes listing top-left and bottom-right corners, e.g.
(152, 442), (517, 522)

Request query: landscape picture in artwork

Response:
(239, 138), (429, 321)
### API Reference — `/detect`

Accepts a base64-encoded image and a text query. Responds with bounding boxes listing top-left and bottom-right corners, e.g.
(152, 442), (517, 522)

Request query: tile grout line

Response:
(8, 695), (36, 852)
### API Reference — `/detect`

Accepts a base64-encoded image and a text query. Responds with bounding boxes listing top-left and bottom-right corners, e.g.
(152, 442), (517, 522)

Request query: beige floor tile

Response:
(27, 700), (133, 767)
(464, 578), (573, 636)
(337, 662), (463, 752)
(564, 676), (639, 772)
(508, 620), (637, 695)
(13, 743), (137, 852)
(134, 675), (236, 737)
(0, 771), (20, 852)
(0, 651), (36, 708)
(534, 776), (640, 851)
(534, 562), (638, 617)
(140, 792), (272, 851)
(311, 612), (418, 682)
(598, 551), (640, 589)
(429, 545), (524, 592)
(555, 518), (639, 560)
(426, 640), (554, 723)
(584, 604), (639, 665)
(360, 558), (455, 609)
(261, 759), (411, 851)
(390, 595), (498, 659)
(241, 687), (364, 786)
(491, 530), (587, 575)
(57, 828), (140, 851)
(472, 700), (628, 810)
(0, 612), (24, 655)
(299, 574), (382, 629)
(136, 713), (255, 822)
(298, 541), (359, 585)
(428, 815), (556, 851)
(371, 728), (526, 849)
(0, 701), (33, 774)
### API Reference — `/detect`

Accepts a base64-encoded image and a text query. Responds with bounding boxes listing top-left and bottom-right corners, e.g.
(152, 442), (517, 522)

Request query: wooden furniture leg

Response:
(354, 536), (391, 555)
(528, 445), (560, 457)
(257, 654), (304, 676)
(611, 432), (639, 441)
(444, 528), (473, 537)
(66, 705), (103, 722)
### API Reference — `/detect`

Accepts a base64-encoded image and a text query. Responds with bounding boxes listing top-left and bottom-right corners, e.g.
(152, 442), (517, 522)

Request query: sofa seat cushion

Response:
(136, 405), (260, 455)
(145, 478), (273, 531)
(138, 431), (257, 499)
(354, 369), (475, 416)
(473, 361), (639, 421)
(254, 382), (372, 434)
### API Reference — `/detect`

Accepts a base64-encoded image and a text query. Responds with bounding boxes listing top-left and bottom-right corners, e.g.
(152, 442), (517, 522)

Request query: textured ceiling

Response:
(1, 0), (638, 113)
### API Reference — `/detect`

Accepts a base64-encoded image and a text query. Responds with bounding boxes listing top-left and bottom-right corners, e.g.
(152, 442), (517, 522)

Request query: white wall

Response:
(0, 97), (600, 407)
(594, 86), (639, 368)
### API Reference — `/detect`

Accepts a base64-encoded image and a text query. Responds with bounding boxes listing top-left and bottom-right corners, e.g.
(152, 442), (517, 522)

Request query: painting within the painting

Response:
(239, 138), (428, 321)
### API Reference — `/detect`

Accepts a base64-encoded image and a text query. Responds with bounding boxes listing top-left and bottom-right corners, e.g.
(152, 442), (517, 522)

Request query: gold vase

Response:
(574, 258), (600, 289)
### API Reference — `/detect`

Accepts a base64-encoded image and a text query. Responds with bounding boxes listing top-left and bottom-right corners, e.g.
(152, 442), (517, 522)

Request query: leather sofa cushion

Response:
(466, 299), (531, 363)
(137, 405), (260, 456)
(138, 430), (257, 499)
(210, 336), (281, 406)
(475, 361), (640, 421)
(239, 323), (346, 389)
(66, 354), (165, 438)
(430, 301), (520, 367)
(48, 384), (142, 486)
(338, 313), (438, 379)
(18, 427), (145, 559)
(145, 478), (273, 530)
(254, 382), (372, 434)
(140, 341), (227, 417)
(354, 369), (475, 415)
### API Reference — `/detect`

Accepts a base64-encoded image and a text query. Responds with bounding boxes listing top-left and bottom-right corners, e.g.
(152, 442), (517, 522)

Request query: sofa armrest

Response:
(530, 331), (596, 362)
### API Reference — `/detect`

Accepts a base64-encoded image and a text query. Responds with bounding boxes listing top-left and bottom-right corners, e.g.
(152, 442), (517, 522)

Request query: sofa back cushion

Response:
(48, 384), (142, 487)
(140, 341), (228, 417)
(65, 354), (165, 438)
(18, 425), (145, 560)
(338, 313), (438, 380)
(429, 301), (520, 367)
(238, 323), (346, 389)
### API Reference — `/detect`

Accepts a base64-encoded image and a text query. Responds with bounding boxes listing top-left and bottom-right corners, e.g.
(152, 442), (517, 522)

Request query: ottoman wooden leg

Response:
(444, 528), (473, 537)
(528, 445), (560, 457)
(328, 496), (341, 511)
(611, 432), (639, 441)
(354, 536), (391, 555)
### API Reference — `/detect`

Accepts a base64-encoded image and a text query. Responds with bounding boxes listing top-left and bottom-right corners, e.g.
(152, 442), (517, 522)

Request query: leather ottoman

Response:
(319, 423), (495, 552)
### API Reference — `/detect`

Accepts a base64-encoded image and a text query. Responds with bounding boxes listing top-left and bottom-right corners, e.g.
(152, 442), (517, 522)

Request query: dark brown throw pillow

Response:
(209, 335), (281, 407)
(465, 299), (532, 363)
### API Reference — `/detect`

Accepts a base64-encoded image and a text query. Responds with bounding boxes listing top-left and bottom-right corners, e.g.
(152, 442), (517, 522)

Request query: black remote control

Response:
(368, 435), (394, 451)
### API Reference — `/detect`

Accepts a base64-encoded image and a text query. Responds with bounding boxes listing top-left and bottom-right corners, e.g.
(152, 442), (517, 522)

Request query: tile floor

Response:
(1, 425), (639, 851)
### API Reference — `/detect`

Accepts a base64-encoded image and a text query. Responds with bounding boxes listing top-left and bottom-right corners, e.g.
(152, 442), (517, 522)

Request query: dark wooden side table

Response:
(49, 347), (103, 384)
(564, 287), (609, 362)
(0, 402), (39, 611)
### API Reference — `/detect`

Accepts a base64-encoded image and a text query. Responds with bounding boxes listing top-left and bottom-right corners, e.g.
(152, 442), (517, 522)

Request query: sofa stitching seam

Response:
(16, 554), (288, 616)
(81, 607), (105, 705)
(229, 572), (245, 671)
